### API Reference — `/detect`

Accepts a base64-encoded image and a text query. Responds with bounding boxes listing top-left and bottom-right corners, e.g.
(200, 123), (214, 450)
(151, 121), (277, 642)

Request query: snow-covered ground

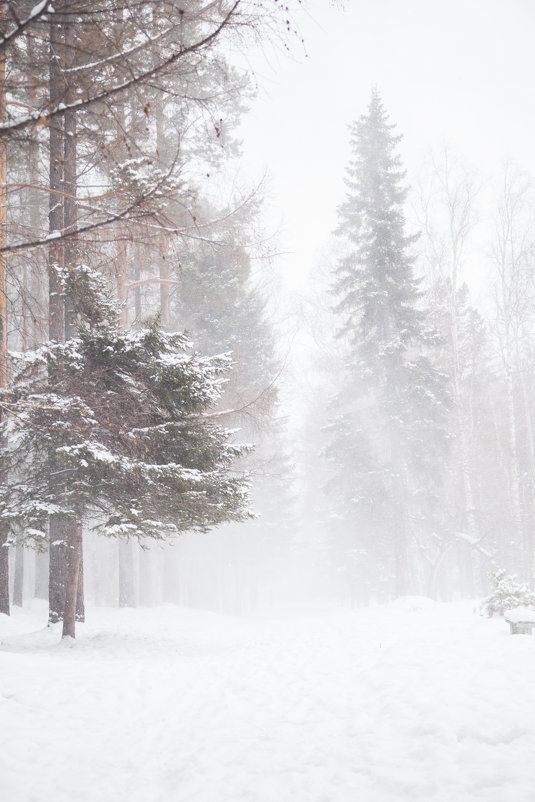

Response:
(1, 597), (534, 802)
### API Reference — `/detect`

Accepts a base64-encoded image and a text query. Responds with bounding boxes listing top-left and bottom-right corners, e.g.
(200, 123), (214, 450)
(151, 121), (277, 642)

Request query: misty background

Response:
(4, 0), (535, 616)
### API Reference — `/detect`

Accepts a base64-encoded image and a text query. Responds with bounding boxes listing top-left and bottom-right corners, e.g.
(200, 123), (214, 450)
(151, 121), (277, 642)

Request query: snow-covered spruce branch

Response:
(0, 397), (91, 412)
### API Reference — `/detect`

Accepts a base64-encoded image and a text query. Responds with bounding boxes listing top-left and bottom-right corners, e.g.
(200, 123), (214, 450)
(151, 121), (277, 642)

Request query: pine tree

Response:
(328, 90), (449, 597)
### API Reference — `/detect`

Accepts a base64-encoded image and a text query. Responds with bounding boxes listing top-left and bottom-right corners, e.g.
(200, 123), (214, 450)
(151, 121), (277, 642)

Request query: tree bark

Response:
(48, 15), (65, 342)
(48, 9), (86, 627)
(48, 515), (65, 623)
(0, 544), (6, 616)
(63, 111), (77, 336)
(62, 520), (83, 638)
(116, 236), (135, 606)
(134, 244), (142, 324)
(47, 12), (66, 623)
(0, 6), (9, 616)
(0, 535), (8, 614)
(62, 16), (85, 626)
(156, 102), (171, 327)
(76, 547), (85, 622)
(112, 79), (138, 604)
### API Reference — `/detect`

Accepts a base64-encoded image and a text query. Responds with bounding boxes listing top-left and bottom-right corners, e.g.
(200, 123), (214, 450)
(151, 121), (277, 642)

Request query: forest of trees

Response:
(0, 0), (300, 635)
(298, 96), (535, 605)
(1, 2), (535, 634)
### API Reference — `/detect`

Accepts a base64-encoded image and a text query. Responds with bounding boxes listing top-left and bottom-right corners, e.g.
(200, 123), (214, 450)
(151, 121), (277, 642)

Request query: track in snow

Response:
(1, 598), (534, 802)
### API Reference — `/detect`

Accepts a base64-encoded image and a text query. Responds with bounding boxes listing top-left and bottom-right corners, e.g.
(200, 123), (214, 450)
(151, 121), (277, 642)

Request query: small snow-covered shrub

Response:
(481, 569), (535, 617)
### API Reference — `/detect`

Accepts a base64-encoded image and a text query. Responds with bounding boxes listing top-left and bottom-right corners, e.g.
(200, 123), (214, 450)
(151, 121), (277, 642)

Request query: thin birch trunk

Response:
(117, 226), (136, 606)
(47, 12), (66, 624)
(114, 76), (137, 606)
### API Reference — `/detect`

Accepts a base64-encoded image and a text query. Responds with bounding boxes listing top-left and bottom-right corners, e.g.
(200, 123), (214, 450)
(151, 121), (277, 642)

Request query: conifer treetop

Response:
(334, 89), (423, 365)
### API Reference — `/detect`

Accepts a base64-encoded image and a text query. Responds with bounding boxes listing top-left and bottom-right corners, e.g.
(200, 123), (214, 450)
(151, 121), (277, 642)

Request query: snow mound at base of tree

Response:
(390, 595), (437, 612)
(1, 599), (535, 802)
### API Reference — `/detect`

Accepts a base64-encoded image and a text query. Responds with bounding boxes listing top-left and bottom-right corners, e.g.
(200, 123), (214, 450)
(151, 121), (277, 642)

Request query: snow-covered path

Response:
(1, 599), (534, 802)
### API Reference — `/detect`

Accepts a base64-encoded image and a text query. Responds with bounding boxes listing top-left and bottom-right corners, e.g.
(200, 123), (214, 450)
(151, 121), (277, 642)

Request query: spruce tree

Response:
(0, 269), (251, 637)
(328, 90), (449, 597)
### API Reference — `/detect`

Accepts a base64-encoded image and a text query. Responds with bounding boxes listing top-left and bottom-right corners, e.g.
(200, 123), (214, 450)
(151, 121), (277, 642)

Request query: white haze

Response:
(239, 0), (535, 289)
(81, 0), (535, 613)
(5, 5), (535, 801)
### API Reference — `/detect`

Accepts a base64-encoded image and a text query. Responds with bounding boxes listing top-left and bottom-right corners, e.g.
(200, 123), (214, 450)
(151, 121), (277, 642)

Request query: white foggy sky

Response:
(237, 0), (535, 289)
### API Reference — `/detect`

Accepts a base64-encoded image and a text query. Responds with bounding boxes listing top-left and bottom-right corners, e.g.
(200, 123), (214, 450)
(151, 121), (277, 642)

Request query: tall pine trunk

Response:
(156, 104), (171, 328)
(115, 207), (137, 609)
(0, 14), (9, 616)
(47, 8), (85, 633)
(62, 520), (83, 639)
(13, 178), (38, 612)
(134, 244), (142, 324)
(47, 11), (66, 624)
(113, 77), (137, 607)
(63, 16), (84, 628)
(48, 515), (65, 622)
